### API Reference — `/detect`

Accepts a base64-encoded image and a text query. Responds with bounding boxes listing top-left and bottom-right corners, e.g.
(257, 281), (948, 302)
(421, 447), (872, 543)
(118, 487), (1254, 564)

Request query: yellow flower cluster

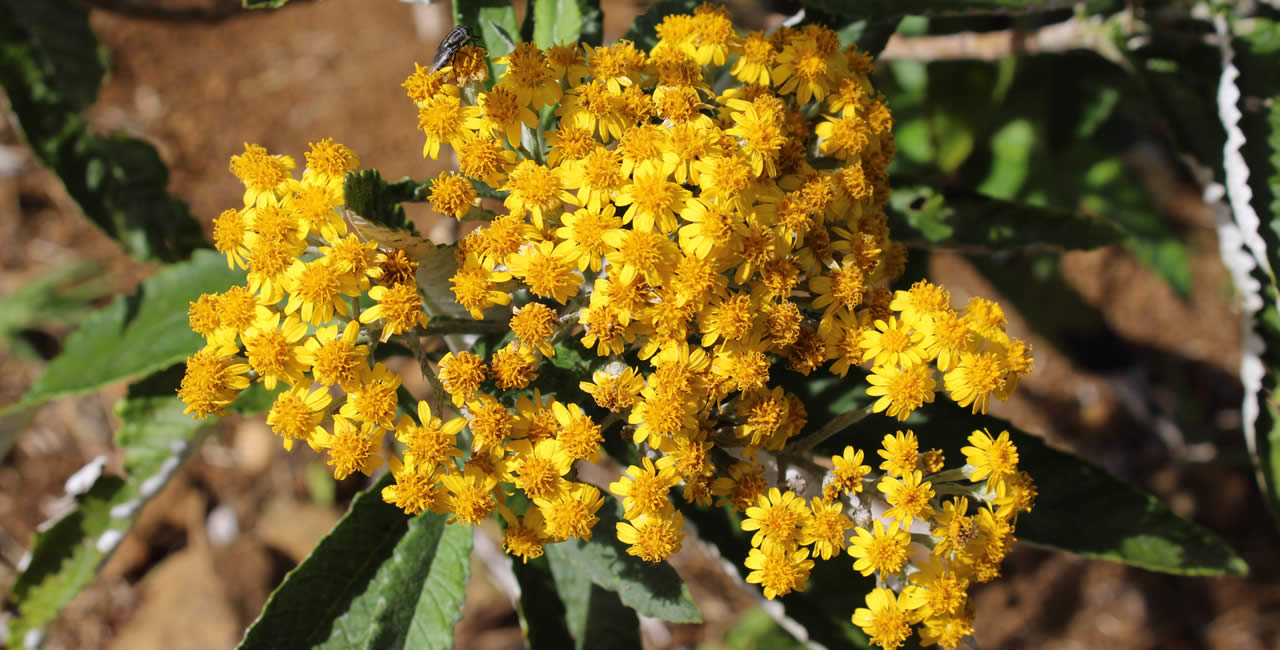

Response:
(176, 5), (1037, 648)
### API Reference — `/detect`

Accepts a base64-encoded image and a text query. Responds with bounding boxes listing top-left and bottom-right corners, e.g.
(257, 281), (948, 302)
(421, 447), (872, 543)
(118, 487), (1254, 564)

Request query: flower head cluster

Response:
(178, 6), (1036, 648)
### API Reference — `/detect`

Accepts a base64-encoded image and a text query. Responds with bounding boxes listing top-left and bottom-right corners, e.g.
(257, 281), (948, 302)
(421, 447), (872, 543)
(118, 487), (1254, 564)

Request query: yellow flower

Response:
(601, 226), (679, 285)
(579, 366), (645, 412)
(241, 309), (309, 390)
(878, 431), (919, 478)
(849, 519), (911, 577)
(851, 588), (919, 650)
(741, 487), (811, 552)
(616, 511), (685, 563)
(212, 208), (252, 269)
(501, 160), (571, 228)
(824, 445), (871, 500)
(553, 401), (603, 462)
(320, 415), (385, 480)
(867, 363), (937, 422)
(536, 482), (605, 541)
(801, 497), (853, 560)
(442, 465), (500, 525)
(229, 143), (295, 208)
(266, 384), (331, 451)
(496, 42), (563, 109)
(297, 321), (369, 392)
(382, 455), (446, 515)
(744, 546), (813, 600)
(503, 508), (549, 563)
(302, 137), (359, 191)
(861, 317), (927, 368)
(338, 362), (403, 428)
(468, 85), (539, 147)
(961, 429), (1020, 489)
(428, 172), (478, 220)
(613, 165), (692, 234)
(944, 350), (1005, 414)
(878, 470), (937, 530)
(360, 282), (429, 342)
(416, 93), (478, 159)
(609, 457), (679, 518)
(505, 241), (582, 304)
(509, 438), (574, 501)
(449, 253), (513, 319)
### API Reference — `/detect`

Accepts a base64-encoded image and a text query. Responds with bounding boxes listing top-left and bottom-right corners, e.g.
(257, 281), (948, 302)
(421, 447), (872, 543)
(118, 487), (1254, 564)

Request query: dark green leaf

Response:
(623, 0), (700, 50)
(1230, 17), (1280, 279)
(455, 0), (521, 62)
(532, 0), (603, 50)
(547, 496), (700, 623)
(511, 556), (577, 648)
(887, 185), (1126, 251)
(545, 543), (642, 649)
(0, 1), (205, 262)
(721, 609), (807, 650)
(239, 474), (474, 649)
(343, 170), (423, 233)
(827, 401), (1250, 576)
(6, 367), (208, 648)
(0, 262), (108, 358)
(243, 0), (290, 7)
(6, 250), (245, 414)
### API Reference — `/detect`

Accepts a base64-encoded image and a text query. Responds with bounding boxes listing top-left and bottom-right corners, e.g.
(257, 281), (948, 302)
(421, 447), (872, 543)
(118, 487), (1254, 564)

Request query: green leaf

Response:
(798, 0), (1065, 20)
(343, 169), (423, 233)
(721, 610), (807, 650)
(545, 543), (642, 649)
(0, 1), (205, 263)
(0, 262), (109, 359)
(510, 555), (579, 648)
(6, 367), (209, 648)
(6, 250), (245, 414)
(243, 0), (290, 7)
(455, 0), (521, 73)
(1219, 16), (1280, 532)
(532, 0), (603, 50)
(825, 400), (1249, 576)
(546, 496), (700, 623)
(887, 185), (1126, 251)
(623, 0), (700, 50)
(239, 474), (474, 649)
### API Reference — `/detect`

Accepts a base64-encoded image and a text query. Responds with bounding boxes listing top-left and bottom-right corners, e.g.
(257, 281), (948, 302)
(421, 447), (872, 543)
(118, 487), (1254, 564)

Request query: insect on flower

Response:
(431, 25), (476, 73)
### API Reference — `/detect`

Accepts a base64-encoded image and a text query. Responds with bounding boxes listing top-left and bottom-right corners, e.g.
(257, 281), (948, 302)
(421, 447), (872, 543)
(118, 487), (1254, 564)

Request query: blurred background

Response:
(1, 1), (1278, 648)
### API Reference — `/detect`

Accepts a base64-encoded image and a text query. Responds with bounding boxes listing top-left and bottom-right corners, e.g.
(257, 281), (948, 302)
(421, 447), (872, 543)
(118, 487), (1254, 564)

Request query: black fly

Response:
(431, 25), (476, 73)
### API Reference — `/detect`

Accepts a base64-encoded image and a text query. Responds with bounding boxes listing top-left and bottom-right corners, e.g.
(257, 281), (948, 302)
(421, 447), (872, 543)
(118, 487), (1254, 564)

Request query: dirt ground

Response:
(1, 1), (1278, 649)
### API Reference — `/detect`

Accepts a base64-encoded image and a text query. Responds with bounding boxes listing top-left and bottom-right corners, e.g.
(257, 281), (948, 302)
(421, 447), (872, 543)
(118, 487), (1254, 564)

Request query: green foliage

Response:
(239, 474), (474, 650)
(887, 184), (1127, 251)
(546, 496), (701, 623)
(0, 0), (205, 262)
(344, 170), (425, 233)
(795, 381), (1248, 576)
(0, 262), (109, 360)
(545, 544), (643, 649)
(5, 250), (244, 414)
(6, 368), (210, 648)
(531, 0), (603, 50)
(243, 0), (290, 8)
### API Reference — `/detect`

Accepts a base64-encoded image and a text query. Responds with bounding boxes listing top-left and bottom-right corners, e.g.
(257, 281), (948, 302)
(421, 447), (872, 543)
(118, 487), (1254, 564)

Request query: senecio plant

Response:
(180, 6), (1033, 647)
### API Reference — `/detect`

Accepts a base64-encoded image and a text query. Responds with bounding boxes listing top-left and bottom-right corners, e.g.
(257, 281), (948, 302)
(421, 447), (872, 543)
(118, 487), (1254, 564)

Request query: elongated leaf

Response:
(244, 0), (289, 7)
(801, 393), (1249, 576)
(239, 474), (474, 649)
(546, 496), (700, 623)
(455, 0), (520, 73)
(0, 1), (205, 262)
(5, 367), (209, 648)
(532, 0), (602, 50)
(511, 555), (577, 648)
(545, 543), (642, 649)
(800, 0), (1068, 19)
(1217, 16), (1280, 532)
(6, 250), (244, 414)
(887, 185), (1126, 251)
(344, 170), (424, 233)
